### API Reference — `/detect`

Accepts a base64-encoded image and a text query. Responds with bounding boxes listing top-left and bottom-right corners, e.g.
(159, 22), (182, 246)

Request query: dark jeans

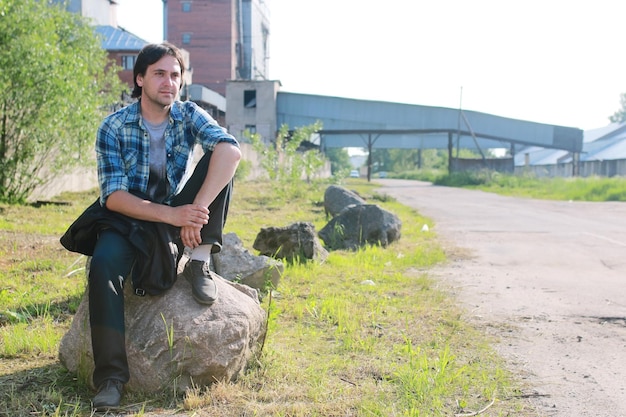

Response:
(88, 151), (231, 387)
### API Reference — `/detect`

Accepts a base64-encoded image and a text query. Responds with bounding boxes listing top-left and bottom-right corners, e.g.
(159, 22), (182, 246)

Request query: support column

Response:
(367, 133), (373, 182)
(572, 152), (580, 177)
(447, 132), (453, 174)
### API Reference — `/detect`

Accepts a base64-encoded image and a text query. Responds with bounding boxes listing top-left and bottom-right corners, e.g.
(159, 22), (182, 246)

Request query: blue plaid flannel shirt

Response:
(96, 100), (238, 206)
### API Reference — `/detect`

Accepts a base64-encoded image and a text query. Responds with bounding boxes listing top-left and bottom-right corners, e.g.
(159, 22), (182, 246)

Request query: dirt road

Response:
(376, 179), (626, 417)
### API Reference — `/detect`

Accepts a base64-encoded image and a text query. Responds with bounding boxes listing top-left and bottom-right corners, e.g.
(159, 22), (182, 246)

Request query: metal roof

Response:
(581, 129), (626, 161)
(583, 123), (624, 143)
(276, 92), (583, 153)
(514, 147), (569, 165)
(517, 122), (626, 165)
(187, 84), (226, 112)
(94, 25), (148, 51)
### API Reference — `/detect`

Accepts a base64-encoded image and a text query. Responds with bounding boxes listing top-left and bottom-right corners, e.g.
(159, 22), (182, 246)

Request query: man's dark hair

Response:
(131, 42), (185, 99)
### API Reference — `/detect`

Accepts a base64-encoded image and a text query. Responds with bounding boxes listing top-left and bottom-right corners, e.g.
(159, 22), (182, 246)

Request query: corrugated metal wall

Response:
(515, 159), (626, 178)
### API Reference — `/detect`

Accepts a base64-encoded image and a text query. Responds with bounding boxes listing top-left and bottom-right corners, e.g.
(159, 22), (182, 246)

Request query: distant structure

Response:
(94, 25), (151, 96)
(226, 80), (280, 145)
(52, 0), (148, 99)
(164, 0), (270, 96)
(52, 0), (117, 26)
(515, 122), (626, 177)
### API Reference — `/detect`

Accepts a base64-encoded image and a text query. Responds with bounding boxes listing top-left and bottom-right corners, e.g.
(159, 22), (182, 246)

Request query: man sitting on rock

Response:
(62, 41), (240, 412)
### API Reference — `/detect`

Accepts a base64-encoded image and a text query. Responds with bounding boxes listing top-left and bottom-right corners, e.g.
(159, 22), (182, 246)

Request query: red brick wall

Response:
(106, 51), (135, 92)
(166, 0), (237, 96)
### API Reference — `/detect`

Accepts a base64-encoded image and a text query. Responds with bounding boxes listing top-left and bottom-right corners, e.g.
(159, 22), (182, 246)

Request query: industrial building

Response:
(57, 0), (626, 180)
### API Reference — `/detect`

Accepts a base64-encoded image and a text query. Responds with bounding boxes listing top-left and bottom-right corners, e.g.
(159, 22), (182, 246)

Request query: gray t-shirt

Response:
(144, 118), (169, 203)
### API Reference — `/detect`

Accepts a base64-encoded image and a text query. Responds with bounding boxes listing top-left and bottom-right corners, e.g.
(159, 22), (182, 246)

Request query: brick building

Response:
(54, 0), (273, 132)
(164, 0), (270, 97)
(95, 25), (148, 95)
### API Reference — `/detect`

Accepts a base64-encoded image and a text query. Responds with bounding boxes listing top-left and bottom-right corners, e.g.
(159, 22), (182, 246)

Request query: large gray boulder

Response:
(323, 185), (366, 218)
(212, 232), (283, 291)
(58, 264), (266, 393)
(318, 204), (402, 250)
(253, 221), (328, 263)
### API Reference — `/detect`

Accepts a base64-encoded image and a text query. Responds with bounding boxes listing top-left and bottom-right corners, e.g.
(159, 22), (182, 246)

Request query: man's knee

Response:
(89, 231), (135, 290)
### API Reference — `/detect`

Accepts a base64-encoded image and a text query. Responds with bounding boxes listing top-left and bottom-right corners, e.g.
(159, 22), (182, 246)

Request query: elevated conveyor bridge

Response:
(276, 92), (583, 178)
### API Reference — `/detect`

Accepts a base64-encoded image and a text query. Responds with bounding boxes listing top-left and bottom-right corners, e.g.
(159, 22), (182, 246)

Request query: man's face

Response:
(136, 55), (182, 107)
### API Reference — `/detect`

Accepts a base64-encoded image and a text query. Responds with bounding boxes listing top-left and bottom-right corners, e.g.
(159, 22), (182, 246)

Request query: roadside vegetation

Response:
(366, 146), (626, 202)
(389, 169), (626, 202)
(0, 176), (540, 416)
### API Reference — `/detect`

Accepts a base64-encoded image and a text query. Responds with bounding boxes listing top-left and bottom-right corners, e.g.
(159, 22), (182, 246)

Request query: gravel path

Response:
(377, 179), (626, 417)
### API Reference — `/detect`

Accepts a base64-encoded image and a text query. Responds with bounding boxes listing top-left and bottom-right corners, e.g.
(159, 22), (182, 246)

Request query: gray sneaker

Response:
(183, 260), (218, 305)
(92, 379), (123, 412)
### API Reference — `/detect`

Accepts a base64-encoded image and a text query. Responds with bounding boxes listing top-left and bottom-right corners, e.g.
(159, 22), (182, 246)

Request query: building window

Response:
(182, 33), (191, 44)
(121, 55), (136, 70)
(182, 2), (191, 12)
(245, 125), (256, 134)
(244, 90), (256, 108)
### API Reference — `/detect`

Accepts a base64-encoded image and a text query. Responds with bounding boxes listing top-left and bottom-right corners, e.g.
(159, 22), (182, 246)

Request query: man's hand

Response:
(170, 204), (209, 248)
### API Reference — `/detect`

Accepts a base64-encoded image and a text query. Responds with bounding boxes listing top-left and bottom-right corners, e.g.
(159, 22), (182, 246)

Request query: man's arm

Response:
(191, 142), (241, 208)
(180, 142), (242, 248)
(105, 190), (210, 230)
(105, 141), (241, 248)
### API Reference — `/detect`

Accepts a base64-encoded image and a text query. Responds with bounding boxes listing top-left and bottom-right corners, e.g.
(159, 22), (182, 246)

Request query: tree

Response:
(371, 148), (447, 173)
(0, 0), (124, 203)
(609, 92), (626, 124)
(323, 147), (351, 176)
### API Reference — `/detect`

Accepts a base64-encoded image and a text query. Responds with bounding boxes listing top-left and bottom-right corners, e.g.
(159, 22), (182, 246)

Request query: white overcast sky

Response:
(118, 0), (626, 131)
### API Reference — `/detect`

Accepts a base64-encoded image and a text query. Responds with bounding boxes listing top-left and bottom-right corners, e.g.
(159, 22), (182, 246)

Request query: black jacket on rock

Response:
(60, 197), (180, 296)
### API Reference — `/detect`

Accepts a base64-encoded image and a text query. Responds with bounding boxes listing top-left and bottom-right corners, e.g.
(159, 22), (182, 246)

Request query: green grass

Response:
(389, 169), (626, 202)
(462, 173), (626, 201)
(0, 179), (539, 416)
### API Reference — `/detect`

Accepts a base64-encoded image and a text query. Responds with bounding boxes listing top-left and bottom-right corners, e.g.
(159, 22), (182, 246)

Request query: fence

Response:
(451, 155), (626, 178)
(451, 157), (515, 173)
(514, 159), (626, 178)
